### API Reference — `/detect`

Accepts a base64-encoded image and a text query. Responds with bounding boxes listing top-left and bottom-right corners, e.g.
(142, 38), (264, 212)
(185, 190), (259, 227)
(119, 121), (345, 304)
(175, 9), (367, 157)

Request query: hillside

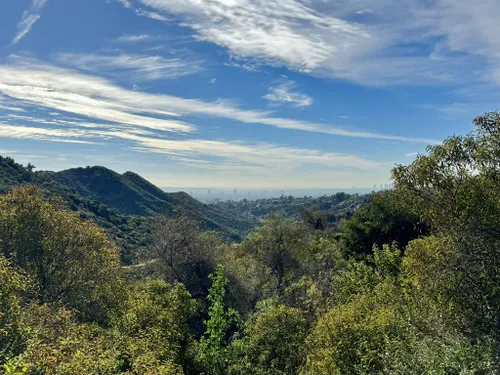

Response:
(211, 193), (368, 225)
(0, 155), (254, 263)
(43, 166), (254, 235)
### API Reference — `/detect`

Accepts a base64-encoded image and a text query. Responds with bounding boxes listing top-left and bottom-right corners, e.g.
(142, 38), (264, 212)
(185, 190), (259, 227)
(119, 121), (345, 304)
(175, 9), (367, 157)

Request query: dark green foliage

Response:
(341, 190), (429, 257)
(44, 166), (253, 238)
(0, 156), (33, 192)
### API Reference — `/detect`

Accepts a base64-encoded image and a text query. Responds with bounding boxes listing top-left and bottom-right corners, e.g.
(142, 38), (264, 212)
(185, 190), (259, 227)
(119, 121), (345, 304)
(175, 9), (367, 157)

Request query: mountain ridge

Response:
(0, 156), (254, 263)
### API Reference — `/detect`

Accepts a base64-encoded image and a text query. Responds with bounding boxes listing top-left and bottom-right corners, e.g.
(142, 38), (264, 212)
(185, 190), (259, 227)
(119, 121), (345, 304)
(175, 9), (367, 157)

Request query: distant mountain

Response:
(0, 155), (254, 263)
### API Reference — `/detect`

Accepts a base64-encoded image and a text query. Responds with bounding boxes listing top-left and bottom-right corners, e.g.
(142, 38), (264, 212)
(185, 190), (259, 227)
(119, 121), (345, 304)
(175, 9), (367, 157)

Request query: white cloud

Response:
(115, 34), (153, 43)
(56, 52), (204, 81)
(0, 122), (95, 144)
(123, 135), (384, 171)
(116, 0), (500, 86)
(12, 0), (48, 45)
(263, 80), (313, 108)
(0, 57), (437, 144)
(111, 0), (169, 21)
(0, 117), (384, 173)
(405, 152), (420, 157)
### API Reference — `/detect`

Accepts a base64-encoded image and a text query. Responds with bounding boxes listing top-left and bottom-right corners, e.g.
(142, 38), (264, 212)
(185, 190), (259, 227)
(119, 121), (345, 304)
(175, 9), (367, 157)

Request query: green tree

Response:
(197, 265), (237, 375)
(229, 298), (307, 375)
(0, 186), (124, 323)
(242, 215), (306, 297)
(341, 191), (428, 257)
(393, 111), (500, 361)
(0, 256), (29, 362)
(112, 280), (197, 373)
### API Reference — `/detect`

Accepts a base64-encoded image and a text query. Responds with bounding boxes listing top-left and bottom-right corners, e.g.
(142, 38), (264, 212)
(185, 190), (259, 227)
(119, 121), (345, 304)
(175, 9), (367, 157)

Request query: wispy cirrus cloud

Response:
(0, 56), (438, 144)
(0, 122), (95, 144)
(0, 57), (396, 186)
(111, 0), (500, 86)
(12, 0), (49, 45)
(263, 80), (313, 108)
(115, 34), (153, 43)
(127, 137), (383, 171)
(405, 152), (419, 157)
(56, 52), (204, 81)
(111, 0), (169, 21)
(0, 117), (384, 173)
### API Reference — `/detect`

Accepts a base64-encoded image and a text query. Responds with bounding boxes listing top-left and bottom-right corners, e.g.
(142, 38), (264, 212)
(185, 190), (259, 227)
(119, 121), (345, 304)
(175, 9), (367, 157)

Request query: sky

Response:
(0, 0), (499, 189)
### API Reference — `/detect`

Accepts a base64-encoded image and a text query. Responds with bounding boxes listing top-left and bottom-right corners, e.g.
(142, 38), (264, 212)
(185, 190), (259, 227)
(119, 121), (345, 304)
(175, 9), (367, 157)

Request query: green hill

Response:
(0, 155), (254, 263)
(43, 166), (254, 235)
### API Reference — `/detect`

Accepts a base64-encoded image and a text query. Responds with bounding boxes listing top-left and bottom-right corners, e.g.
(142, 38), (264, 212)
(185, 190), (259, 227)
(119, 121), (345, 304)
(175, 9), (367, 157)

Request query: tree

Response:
(0, 256), (29, 362)
(197, 265), (237, 375)
(341, 190), (429, 257)
(113, 280), (197, 373)
(148, 213), (220, 298)
(0, 186), (124, 323)
(301, 209), (327, 231)
(393, 111), (500, 365)
(241, 215), (306, 297)
(229, 298), (307, 375)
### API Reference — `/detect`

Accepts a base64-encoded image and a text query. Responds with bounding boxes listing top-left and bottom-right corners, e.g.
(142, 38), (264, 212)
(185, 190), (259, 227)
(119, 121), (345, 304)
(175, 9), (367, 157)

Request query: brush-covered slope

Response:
(0, 156), (254, 263)
(44, 166), (254, 236)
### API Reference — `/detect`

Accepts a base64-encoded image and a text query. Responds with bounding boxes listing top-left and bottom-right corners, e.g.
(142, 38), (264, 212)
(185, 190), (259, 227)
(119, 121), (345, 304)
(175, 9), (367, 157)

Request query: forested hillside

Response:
(211, 193), (367, 226)
(3, 112), (500, 374)
(0, 157), (254, 263)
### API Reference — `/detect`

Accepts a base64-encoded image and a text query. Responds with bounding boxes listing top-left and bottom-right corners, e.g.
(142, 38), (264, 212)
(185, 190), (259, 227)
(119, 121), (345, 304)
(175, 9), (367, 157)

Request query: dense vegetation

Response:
(3, 112), (500, 374)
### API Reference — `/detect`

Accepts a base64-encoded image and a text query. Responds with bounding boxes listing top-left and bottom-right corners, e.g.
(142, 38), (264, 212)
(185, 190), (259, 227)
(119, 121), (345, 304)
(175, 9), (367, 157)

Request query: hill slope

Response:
(43, 166), (254, 235)
(0, 156), (254, 263)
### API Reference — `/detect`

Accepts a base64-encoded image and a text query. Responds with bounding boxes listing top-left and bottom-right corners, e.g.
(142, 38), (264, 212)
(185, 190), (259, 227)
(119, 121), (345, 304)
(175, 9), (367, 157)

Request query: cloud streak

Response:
(115, 34), (153, 43)
(56, 52), (204, 81)
(0, 57), (437, 144)
(12, 0), (48, 45)
(0, 117), (384, 173)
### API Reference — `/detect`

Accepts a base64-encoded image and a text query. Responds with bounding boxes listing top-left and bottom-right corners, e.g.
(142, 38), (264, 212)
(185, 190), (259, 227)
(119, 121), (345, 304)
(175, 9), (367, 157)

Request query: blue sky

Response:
(0, 0), (498, 188)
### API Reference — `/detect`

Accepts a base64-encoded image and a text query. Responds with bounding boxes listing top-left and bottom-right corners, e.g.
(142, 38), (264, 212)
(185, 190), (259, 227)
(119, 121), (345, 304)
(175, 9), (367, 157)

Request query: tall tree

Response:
(393, 111), (500, 363)
(0, 186), (124, 323)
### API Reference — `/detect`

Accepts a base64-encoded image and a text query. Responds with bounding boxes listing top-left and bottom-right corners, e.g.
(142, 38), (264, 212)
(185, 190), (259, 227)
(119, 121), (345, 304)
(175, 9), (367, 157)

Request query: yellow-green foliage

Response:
(229, 298), (307, 375)
(113, 279), (197, 367)
(304, 282), (406, 375)
(0, 186), (125, 323)
(19, 305), (119, 375)
(0, 255), (29, 360)
(5, 112), (500, 375)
